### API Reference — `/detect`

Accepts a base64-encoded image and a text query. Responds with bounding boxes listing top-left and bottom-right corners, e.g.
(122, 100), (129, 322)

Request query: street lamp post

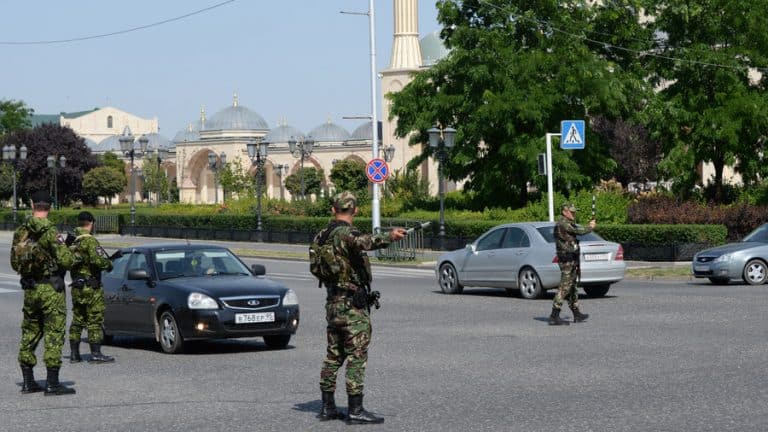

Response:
(275, 164), (288, 201)
(247, 138), (269, 242)
(381, 144), (395, 196)
(149, 148), (167, 207)
(427, 126), (456, 251)
(287, 136), (314, 200)
(207, 151), (226, 204)
(46, 155), (66, 210)
(119, 127), (148, 236)
(2, 143), (27, 225)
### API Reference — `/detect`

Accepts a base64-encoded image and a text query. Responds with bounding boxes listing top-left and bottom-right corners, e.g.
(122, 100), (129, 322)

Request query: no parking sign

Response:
(366, 158), (390, 184)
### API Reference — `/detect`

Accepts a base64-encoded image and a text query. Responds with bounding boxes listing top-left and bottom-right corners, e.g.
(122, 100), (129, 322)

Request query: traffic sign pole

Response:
(545, 133), (558, 222)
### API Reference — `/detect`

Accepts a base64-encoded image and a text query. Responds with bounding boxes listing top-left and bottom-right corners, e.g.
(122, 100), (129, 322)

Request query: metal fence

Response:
(95, 215), (120, 234)
(377, 221), (429, 261)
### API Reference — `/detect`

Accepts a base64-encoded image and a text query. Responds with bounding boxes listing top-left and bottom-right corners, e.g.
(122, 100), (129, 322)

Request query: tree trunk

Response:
(712, 155), (725, 203)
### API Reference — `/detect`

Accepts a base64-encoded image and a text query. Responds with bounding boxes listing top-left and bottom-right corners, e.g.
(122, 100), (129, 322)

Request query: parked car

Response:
(435, 222), (626, 299)
(692, 223), (768, 285)
(101, 243), (300, 353)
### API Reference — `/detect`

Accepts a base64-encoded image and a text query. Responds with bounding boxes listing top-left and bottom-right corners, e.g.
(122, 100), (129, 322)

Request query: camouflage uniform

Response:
(553, 215), (593, 311)
(68, 227), (113, 345)
(13, 217), (75, 368)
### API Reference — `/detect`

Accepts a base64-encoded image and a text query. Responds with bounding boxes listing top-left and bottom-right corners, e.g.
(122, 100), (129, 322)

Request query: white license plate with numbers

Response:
(235, 312), (275, 324)
(584, 253), (610, 262)
(694, 265), (709, 272)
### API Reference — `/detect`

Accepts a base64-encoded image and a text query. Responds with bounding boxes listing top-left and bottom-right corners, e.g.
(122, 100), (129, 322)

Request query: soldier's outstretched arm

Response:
(343, 228), (406, 251)
(563, 222), (594, 236)
(83, 237), (113, 271)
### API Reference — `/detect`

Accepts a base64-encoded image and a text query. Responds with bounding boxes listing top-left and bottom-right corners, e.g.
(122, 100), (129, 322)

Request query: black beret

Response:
(77, 211), (95, 223)
(31, 190), (52, 205)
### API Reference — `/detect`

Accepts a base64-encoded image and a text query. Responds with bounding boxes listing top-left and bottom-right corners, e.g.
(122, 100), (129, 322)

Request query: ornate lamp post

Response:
(119, 127), (148, 236)
(207, 151), (226, 204)
(274, 164), (288, 201)
(382, 144), (395, 163)
(2, 143), (27, 225)
(427, 125), (456, 251)
(46, 155), (66, 210)
(287, 135), (314, 200)
(247, 138), (269, 241)
(148, 148), (167, 207)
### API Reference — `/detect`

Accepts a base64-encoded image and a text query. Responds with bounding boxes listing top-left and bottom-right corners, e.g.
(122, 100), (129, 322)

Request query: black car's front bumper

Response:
(175, 306), (300, 341)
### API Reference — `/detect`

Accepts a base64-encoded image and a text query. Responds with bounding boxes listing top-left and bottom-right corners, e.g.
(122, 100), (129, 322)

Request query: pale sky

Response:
(0, 0), (440, 138)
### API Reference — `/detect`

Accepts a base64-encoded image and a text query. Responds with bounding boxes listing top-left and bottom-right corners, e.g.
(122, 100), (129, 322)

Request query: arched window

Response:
(107, 116), (113, 128)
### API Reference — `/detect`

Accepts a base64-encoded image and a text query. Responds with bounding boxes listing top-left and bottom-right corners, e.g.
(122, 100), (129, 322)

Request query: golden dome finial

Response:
(233, 92), (239, 107)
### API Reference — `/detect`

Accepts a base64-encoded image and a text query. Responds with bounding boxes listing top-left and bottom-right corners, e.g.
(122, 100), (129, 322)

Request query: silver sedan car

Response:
(435, 222), (626, 299)
(692, 223), (768, 285)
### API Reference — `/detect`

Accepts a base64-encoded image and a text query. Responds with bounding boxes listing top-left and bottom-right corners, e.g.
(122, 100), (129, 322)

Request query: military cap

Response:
(78, 211), (95, 223)
(561, 202), (578, 212)
(333, 191), (357, 210)
(31, 190), (52, 205)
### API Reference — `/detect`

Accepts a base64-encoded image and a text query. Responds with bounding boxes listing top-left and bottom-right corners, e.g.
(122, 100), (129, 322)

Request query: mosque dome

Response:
(95, 132), (171, 153)
(420, 30), (450, 66)
(173, 122), (201, 144)
(263, 124), (304, 144)
(142, 132), (173, 151)
(95, 135), (122, 153)
(206, 95), (269, 131)
(83, 138), (98, 152)
(308, 120), (350, 143)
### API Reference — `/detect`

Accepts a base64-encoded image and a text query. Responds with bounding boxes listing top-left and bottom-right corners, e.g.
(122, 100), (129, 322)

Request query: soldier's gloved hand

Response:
(110, 250), (123, 260)
(388, 227), (407, 242)
(64, 232), (77, 247)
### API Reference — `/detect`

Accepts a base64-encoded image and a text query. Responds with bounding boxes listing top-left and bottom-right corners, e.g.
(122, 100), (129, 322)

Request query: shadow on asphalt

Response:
(292, 399), (323, 415)
(105, 336), (295, 355)
(431, 289), (619, 301)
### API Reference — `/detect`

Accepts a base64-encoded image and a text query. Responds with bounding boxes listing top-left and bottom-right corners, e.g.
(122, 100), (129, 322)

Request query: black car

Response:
(101, 243), (300, 353)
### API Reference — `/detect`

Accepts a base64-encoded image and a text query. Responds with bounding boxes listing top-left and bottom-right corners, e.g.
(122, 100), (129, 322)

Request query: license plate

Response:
(235, 312), (275, 324)
(694, 265), (709, 272)
(583, 253), (610, 261)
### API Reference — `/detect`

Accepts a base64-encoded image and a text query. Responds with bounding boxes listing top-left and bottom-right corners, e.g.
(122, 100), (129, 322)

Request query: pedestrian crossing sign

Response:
(560, 120), (585, 150)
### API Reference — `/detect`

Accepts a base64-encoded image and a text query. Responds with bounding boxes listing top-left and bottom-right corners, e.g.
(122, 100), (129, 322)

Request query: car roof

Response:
(495, 221), (554, 229)
(120, 243), (229, 252)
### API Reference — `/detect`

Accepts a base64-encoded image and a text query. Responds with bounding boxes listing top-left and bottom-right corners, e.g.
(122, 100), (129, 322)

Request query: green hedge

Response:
(596, 224), (727, 245)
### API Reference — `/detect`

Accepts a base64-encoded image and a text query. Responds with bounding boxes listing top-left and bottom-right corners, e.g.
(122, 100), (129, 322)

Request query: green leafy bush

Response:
(596, 224), (727, 245)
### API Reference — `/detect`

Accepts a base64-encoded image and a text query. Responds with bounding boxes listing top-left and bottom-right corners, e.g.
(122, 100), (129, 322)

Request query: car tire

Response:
(438, 263), (464, 294)
(159, 311), (184, 354)
(708, 277), (730, 285)
(518, 267), (544, 300)
(742, 259), (768, 285)
(263, 335), (291, 349)
(583, 284), (610, 298)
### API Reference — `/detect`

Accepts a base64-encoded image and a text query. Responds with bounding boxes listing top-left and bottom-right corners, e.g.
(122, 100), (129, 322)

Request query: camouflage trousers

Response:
(319, 299), (372, 396)
(553, 261), (580, 310)
(18, 283), (66, 368)
(69, 285), (106, 344)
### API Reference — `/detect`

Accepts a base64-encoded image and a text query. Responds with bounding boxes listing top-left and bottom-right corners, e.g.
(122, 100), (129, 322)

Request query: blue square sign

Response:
(561, 120), (585, 150)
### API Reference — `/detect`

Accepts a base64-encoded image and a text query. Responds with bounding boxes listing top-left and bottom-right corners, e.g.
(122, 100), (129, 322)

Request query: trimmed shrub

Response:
(596, 224), (727, 246)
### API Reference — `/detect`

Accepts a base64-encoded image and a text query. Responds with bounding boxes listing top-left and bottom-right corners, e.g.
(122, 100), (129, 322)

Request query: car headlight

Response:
(714, 254), (732, 263)
(188, 293), (219, 310)
(282, 289), (299, 306)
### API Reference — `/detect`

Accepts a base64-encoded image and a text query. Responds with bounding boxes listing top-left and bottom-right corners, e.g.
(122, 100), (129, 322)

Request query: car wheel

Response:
(159, 311), (184, 354)
(263, 335), (291, 349)
(742, 259), (768, 285)
(708, 277), (730, 285)
(583, 284), (610, 298)
(438, 263), (464, 294)
(518, 267), (544, 300)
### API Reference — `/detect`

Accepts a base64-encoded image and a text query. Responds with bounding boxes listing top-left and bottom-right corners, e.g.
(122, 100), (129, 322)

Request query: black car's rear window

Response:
(536, 226), (604, 243)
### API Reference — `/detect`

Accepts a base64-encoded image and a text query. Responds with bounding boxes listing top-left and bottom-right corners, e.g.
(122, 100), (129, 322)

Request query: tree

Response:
(285, 167), (323, 199)
(388, 0), (653, 207)
(645, 0), (768, 202)
(591, 115), (662, 186)
(141, 158), (169, 205)
(5, 123), (99, 205)
(330, 159), (368, 199)
(0, 99), (33, 136)
(99, 152), (127, 184)
(217, 157), (253, 200)
(82, 167), (125, 208)
(383, 168), (430, 203)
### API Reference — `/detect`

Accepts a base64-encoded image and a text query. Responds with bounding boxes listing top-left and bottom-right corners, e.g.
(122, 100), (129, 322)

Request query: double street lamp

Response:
(288, 136), (314, 200)
(207, 151), (226, 204)
(2, 144), (27, 225)
(427, 125), (456, 251)
(119, 126), (148, 236)
(46, 155), (66, 210)
(247, 138), (269, 241)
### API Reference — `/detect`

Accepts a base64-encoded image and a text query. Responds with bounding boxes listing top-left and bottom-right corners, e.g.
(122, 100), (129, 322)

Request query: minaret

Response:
(389, 0), (422, 69)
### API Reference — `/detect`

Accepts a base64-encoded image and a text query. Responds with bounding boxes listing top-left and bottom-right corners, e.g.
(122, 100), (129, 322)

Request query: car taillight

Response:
(552, 255), (559, 263)
(615, 245), (624, 261)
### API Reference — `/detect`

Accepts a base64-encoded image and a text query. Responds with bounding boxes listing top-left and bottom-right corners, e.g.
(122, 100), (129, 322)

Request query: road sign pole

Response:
(546, 133), (558, 222)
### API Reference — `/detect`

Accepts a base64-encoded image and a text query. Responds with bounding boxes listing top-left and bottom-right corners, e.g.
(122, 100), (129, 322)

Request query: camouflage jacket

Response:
(555, 215), (593, 260)
(327, 221), (391, 293)
(70, 227), (113, 280)
(11, 216), (75, 279)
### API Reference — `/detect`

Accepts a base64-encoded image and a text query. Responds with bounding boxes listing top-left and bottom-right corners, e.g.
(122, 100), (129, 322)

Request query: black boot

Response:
(548, 308), (570, 326)
(572, 308), (589, 323)
(318, 391), (343, 421)
(88, 343), (114, 363)
(346, 394), (384, 425)
(70, 340), (81, 363)
(44, 367), (76, 396)
(20, 365), (43, 394)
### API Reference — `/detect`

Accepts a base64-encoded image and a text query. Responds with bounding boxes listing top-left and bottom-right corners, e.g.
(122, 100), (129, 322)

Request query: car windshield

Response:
(536, 226), (605, 243)
(742, 225), (768, 243)
(154, 248), (251, 280)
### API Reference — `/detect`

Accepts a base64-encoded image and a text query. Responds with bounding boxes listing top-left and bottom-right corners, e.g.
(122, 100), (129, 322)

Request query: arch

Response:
(183, 149), (221, 204)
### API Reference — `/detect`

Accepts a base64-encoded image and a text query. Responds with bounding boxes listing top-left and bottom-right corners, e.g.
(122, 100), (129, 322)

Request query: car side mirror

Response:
(250, 264), (266, 276)
(465, 243), (476, 253)
(127, 269), (149, 280)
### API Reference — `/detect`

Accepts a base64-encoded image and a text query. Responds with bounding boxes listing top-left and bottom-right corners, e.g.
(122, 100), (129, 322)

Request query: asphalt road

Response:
(0, 244), (766, 432)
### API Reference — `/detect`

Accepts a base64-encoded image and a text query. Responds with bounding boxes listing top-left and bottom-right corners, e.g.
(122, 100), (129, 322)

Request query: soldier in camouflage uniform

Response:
(12, 191), (76, 395)
(316, 191), (406, 424)
(549, 203), (596, 326)
(68, 211), (115, 364)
